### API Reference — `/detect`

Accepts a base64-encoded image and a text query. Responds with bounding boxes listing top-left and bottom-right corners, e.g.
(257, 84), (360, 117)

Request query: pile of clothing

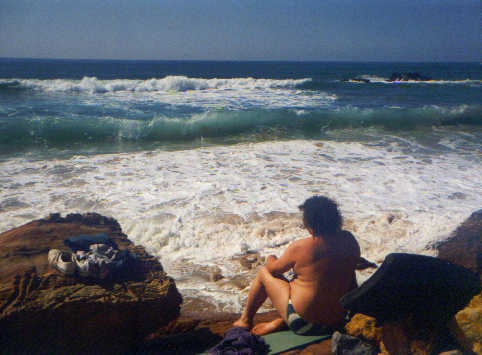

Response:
(48, 233), (135, 280)
(207, 327), (269, 355)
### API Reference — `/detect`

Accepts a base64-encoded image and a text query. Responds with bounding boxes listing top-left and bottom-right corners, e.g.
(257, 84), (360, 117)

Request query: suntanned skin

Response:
(233, 228), (373, 335)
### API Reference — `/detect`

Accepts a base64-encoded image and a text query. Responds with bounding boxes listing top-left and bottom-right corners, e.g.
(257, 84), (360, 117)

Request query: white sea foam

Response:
(0, 76), (337, 110)
(1, 140), (480, 312)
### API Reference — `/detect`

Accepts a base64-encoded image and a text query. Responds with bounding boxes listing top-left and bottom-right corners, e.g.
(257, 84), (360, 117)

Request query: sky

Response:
(0, 0), (480, 62)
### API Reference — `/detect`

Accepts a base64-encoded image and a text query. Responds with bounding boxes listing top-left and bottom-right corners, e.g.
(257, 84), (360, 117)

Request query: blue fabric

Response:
(207, 327), (269, 355)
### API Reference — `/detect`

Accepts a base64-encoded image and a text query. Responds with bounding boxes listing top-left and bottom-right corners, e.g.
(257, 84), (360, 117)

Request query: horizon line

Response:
(0, 56), (479, 64)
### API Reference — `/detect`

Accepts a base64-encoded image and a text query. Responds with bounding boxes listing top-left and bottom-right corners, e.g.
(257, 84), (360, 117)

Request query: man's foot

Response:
(252, 317), (286, 335)
(233, 317), (252, 330)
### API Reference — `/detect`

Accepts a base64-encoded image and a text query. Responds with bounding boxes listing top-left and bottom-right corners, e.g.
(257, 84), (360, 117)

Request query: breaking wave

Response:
(1, 104), (480, 156)
(0, 76), (312, 94)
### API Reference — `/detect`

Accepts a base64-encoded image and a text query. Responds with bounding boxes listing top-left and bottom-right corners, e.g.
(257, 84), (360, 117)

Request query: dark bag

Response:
(340, 253), (480, 324)
(64, 233), (118, 252)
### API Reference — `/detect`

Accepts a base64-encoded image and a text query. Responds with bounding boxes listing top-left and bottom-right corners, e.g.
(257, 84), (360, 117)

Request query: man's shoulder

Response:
(290, 237), (314, 248)
(338, 229), (360, 255)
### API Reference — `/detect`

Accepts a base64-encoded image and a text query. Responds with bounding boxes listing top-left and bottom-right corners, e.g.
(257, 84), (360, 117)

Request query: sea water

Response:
(1, 59), (481, 312)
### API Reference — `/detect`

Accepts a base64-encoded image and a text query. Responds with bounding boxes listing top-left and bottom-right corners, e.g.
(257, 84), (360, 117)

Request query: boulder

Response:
(331, 331), (378, 355)
(449, 294), (482, 354)
(344, 313), (381, 344)
(388, 72), (431, 81)
(436, 209), (481, 279)
(0, 213), (182, 354)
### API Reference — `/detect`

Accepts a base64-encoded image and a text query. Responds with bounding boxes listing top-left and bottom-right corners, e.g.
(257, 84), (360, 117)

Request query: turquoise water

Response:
(1, 59), (480, 159)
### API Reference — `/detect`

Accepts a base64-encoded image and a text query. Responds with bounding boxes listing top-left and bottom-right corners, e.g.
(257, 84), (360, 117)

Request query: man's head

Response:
(298, 195), (342, 237)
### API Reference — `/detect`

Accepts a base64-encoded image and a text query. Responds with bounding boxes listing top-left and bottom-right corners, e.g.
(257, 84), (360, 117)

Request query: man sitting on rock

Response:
(233, 195), (374, 335)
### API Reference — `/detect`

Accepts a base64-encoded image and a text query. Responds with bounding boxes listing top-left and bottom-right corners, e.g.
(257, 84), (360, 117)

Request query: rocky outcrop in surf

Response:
(388, 72), (432, 82)
(0, 213), (182, 354)
(344, 72), (432, 83)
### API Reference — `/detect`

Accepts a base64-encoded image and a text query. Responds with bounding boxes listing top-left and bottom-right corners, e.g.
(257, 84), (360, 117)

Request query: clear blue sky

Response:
(1, 0), (480, 61)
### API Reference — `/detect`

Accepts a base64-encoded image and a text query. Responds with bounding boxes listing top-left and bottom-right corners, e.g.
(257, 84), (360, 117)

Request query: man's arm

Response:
(264, 242), (298, 277)
(343, 231), (376, 270)
(355, 257), (377, 270)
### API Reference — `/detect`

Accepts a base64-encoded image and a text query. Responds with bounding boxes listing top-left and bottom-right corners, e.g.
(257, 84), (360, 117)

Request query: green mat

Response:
(263, 330), (331, 355)
(199, 329), (331, 355)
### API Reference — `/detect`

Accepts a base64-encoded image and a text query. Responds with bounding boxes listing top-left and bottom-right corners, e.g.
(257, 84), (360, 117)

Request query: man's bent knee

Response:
(257, 266), (272, 281)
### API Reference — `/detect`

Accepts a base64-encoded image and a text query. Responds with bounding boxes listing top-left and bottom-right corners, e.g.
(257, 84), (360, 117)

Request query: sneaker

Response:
(48, 249), (76, 276)
(73, 252), (91, 277)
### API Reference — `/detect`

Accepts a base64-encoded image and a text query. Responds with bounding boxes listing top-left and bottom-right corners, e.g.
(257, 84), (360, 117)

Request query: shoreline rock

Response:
(436, 209), (481, 279)
(0, 213), (182, 354)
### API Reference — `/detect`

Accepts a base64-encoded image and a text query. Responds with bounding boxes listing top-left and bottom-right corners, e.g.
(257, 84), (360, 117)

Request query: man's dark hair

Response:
(298, 196), (342, 236)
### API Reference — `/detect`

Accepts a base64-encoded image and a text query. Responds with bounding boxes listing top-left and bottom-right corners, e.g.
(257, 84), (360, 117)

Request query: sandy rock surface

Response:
(0, 213), (182, 354)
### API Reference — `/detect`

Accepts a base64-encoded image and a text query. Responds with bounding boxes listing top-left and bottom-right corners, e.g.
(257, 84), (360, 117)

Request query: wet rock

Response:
(448, 192), (467, 200)
(0, 197), (29, 212)
(191, 265), (224, 282)
(234, 251), (264, 270)
(449, 294), (482, 354)
(345, 313), (382, 343)
(378, 317), (437, 355)
(219, 274), (252, 290)
(388, 72), (431, 81)
(0, 213), (182, 354)
(436, 209), (481, 278)
(210, 272), (224, 282)
(332, 331), (378, 355)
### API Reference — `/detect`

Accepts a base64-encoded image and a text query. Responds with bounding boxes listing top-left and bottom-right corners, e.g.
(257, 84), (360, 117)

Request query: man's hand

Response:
(266, 254), (278, 265)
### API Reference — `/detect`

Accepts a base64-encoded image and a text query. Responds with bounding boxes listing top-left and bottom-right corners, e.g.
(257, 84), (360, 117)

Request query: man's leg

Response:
(233, 266), (290, 332)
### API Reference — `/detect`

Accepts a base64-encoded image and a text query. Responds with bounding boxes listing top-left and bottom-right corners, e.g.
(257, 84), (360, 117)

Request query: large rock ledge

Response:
(437, 209), (481, 280)
(0, 213), (182, 354)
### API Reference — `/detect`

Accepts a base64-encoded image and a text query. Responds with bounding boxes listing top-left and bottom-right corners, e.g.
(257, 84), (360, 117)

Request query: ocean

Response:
(1, 58), (481, 313)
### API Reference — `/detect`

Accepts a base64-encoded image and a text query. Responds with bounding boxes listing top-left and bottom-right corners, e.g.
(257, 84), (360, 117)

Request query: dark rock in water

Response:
(343, 77), (371, 83)
(388, 72), (432, 81)
(0, 213), (182, 354)
(436, 209), (481, 279)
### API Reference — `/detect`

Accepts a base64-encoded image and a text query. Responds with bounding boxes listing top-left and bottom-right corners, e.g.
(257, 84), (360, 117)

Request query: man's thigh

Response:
(259, 266), (291, 321)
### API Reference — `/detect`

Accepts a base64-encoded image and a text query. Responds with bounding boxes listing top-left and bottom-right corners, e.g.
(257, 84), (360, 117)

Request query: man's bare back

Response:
(288, 230), (360, 325)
